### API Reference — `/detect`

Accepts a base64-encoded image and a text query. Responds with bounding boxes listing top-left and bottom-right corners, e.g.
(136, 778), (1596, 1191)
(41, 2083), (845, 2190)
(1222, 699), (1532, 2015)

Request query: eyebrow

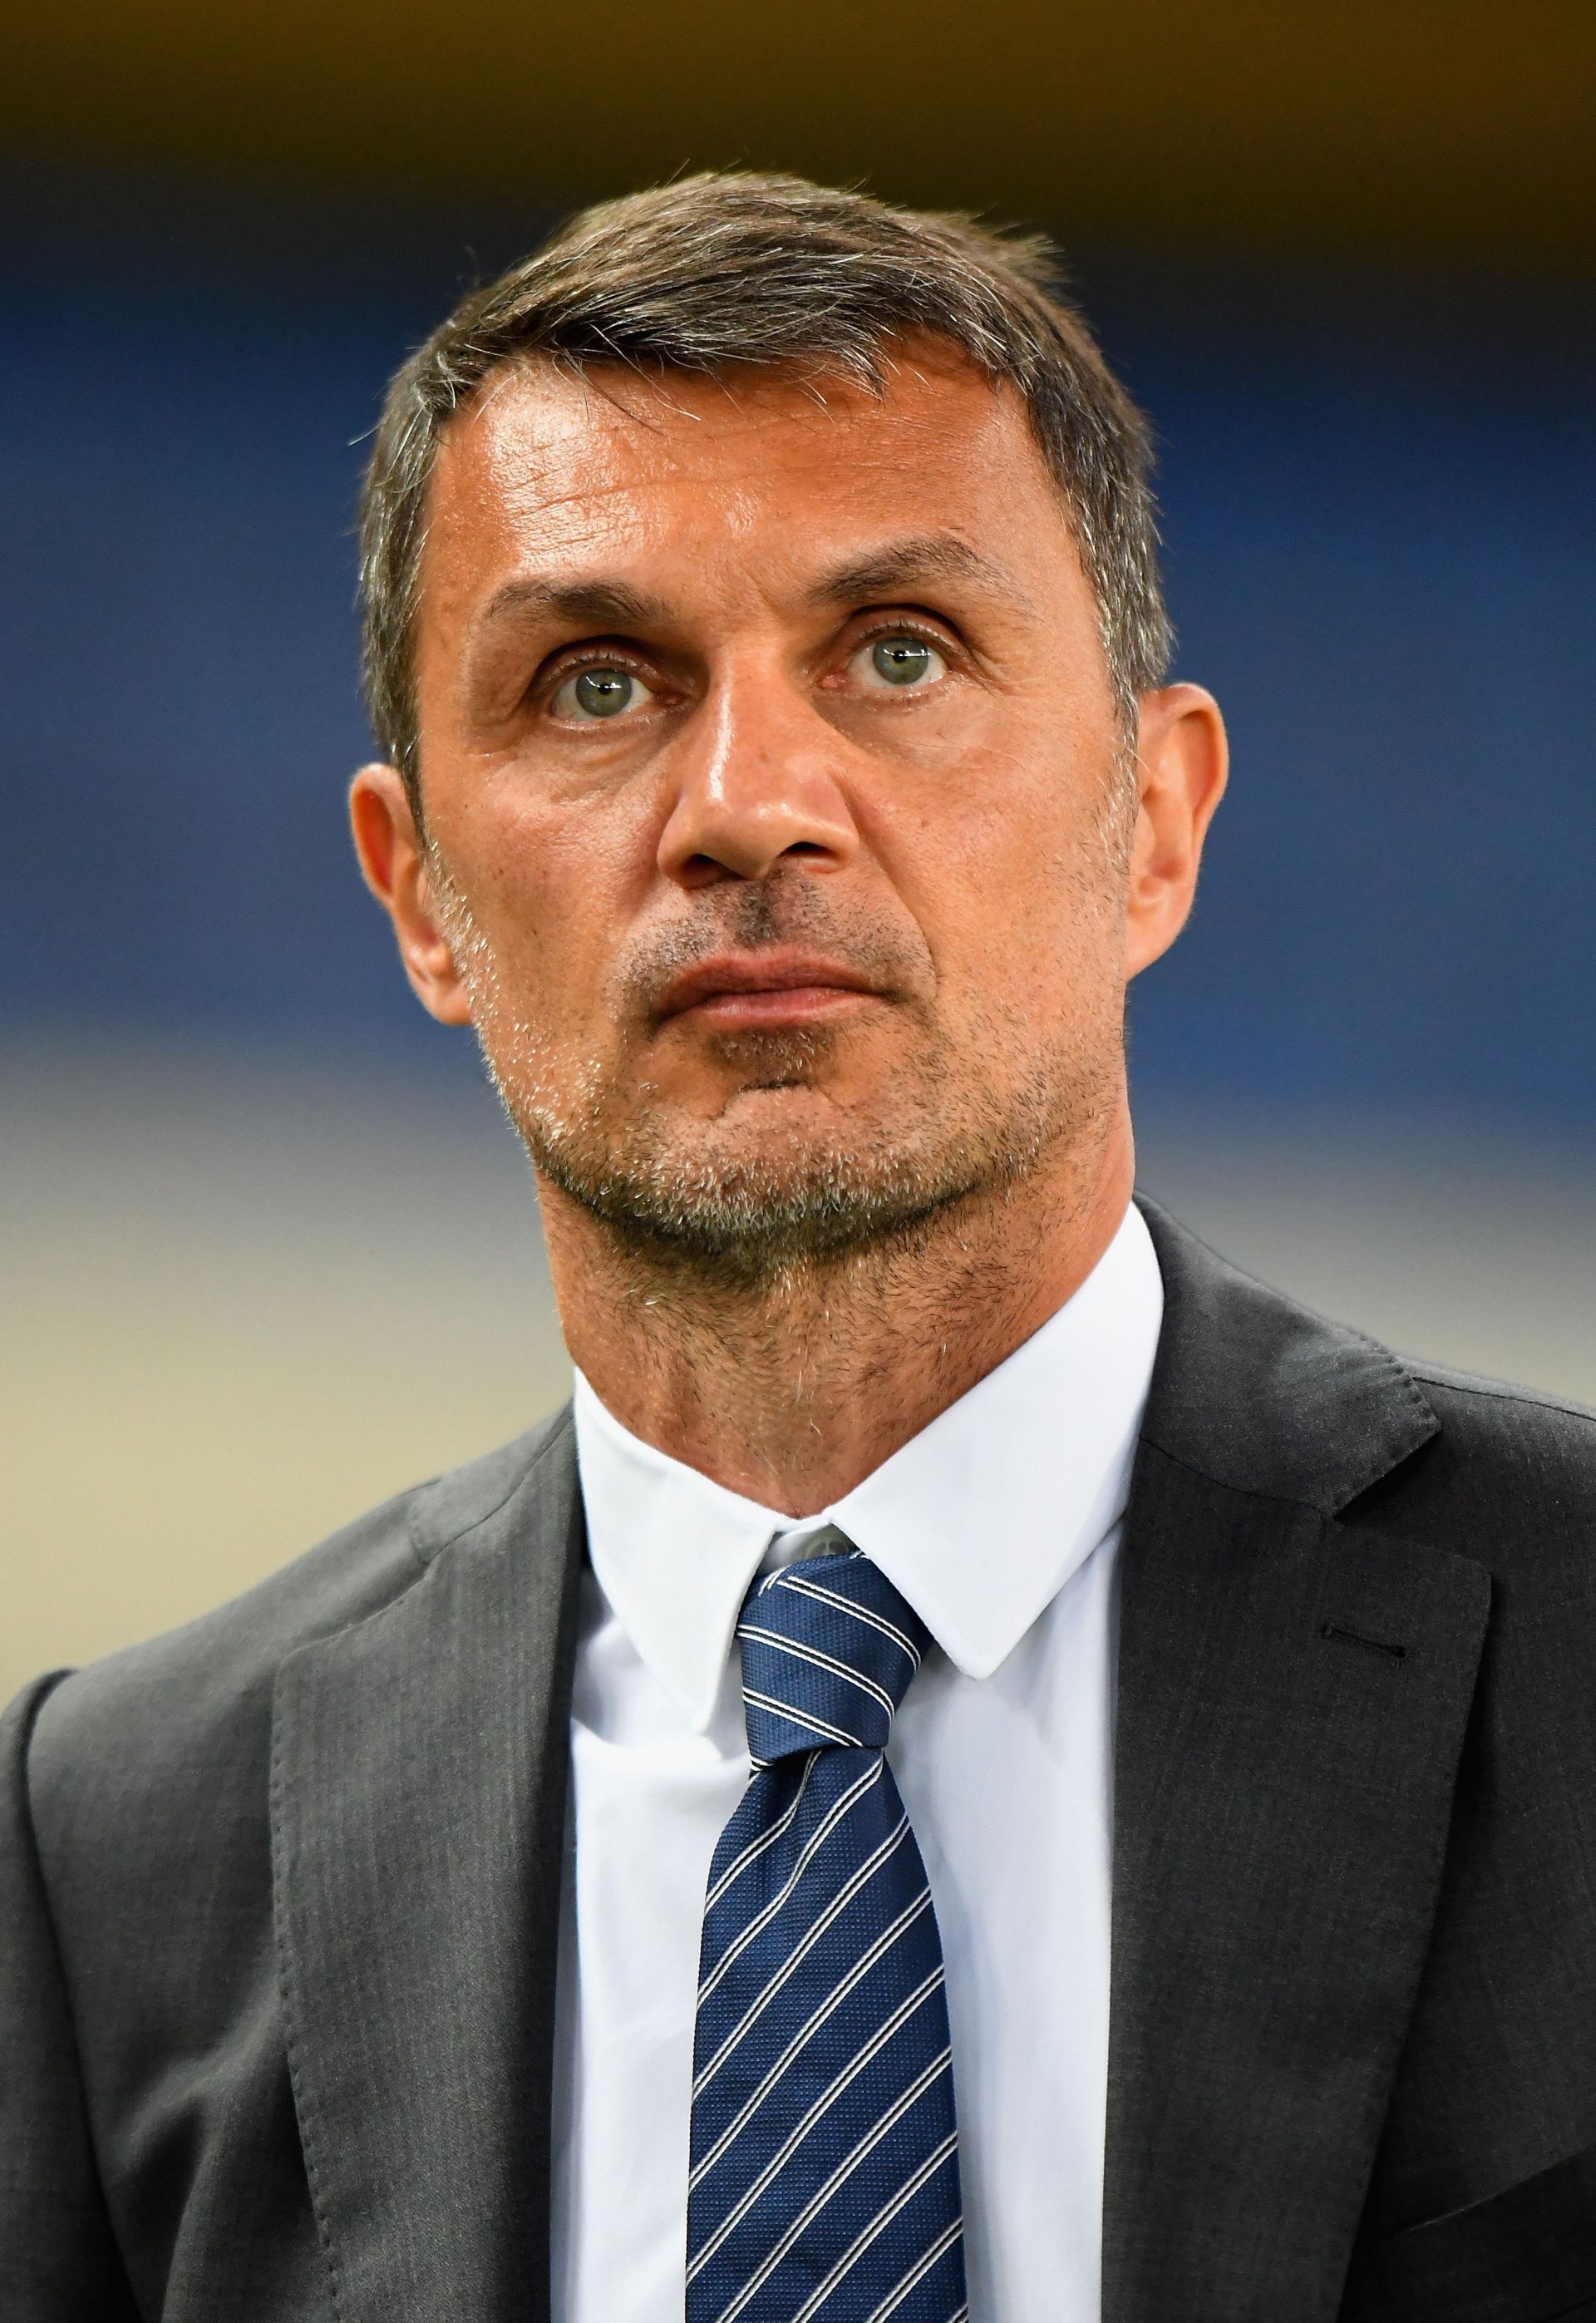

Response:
(472, 575), (667, 634)
(809, 532), (1030, 614)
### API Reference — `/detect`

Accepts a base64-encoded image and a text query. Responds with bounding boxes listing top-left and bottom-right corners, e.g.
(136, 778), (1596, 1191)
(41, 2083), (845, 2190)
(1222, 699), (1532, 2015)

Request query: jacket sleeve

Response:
(0, 1675), (137, 2320)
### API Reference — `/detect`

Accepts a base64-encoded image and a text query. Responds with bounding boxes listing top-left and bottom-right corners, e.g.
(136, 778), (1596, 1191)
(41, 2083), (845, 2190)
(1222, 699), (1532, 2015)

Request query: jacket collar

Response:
(271, 1406), (585, 2323)
(1105, 1197), (1490, 2319)
(1135, 1191), (1440, 1511)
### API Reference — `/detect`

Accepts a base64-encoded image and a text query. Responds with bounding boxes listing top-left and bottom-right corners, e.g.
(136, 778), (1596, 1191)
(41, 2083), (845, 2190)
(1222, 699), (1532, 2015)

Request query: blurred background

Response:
(4, 1), (1594, 1700)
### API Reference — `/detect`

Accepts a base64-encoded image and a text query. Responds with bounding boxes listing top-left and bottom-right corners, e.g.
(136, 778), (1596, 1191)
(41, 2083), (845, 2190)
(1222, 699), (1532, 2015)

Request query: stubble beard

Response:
(429, 857), (1125, 1294)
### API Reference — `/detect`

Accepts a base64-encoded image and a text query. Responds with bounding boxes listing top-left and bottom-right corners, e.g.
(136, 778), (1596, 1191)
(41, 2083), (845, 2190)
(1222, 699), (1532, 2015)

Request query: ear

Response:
(347, 764), (474, 1027)
(1123, 683), (1229, 980)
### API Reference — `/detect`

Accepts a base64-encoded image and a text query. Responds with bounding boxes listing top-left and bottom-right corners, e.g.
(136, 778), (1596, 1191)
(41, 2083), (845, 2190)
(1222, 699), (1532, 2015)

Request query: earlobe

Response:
(347, 762), (474, 1028)
(1123, 684), (1229, 981)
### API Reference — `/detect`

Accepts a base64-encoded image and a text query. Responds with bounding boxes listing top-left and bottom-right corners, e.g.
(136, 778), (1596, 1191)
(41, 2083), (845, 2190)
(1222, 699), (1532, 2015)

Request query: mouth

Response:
(655, 949), (886, 1033)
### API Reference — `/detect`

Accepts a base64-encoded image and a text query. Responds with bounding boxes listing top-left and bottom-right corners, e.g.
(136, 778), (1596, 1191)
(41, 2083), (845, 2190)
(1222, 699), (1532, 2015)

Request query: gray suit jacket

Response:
(5, 1198), (1596, 2321)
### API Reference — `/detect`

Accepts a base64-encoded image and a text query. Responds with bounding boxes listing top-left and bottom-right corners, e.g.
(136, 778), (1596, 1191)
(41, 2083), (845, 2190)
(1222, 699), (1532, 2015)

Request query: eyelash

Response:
(851, 618), (953, 658)
(539, 646), (655, 700)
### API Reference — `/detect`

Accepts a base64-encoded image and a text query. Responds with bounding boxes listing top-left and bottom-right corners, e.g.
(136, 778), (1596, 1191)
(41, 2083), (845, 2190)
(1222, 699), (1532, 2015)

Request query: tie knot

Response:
(735, 1548), (930, 1764)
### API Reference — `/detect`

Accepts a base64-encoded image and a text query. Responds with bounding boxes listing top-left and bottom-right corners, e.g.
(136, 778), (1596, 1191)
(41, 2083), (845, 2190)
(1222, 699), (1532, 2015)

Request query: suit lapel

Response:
(1103, 1203), (1492, 2321)
(270, 1411), (584, 2323)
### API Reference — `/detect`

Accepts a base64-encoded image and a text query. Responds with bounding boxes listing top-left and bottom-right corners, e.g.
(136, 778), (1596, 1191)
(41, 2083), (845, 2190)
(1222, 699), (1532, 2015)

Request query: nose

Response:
(656, 662), (861, 890)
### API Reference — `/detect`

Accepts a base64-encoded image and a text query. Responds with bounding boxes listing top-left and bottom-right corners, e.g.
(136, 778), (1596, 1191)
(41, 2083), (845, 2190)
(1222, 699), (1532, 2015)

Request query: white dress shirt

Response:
(549, 1201), (1164, 2322)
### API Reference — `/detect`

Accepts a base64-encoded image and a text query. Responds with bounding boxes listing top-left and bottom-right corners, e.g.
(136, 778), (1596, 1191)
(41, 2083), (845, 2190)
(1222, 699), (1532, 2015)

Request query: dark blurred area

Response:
(4, 1), (1593, 1689)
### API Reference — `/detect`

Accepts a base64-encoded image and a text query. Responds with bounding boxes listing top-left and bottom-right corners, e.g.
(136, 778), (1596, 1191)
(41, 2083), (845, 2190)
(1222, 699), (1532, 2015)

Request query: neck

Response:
(539, 1099), (1135, 1516)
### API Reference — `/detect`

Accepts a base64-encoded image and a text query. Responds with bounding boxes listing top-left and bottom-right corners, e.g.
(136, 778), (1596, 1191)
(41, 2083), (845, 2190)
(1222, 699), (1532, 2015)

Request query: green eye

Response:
(575, 669), (633, 717)
(552, 665), (656, 721)
(872, 639), (932, 686)
(853, 635), (948, 692)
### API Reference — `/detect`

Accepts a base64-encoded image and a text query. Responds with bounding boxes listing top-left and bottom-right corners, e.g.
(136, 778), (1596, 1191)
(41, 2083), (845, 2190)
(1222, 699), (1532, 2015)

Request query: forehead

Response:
(420, 347), (1080, 610)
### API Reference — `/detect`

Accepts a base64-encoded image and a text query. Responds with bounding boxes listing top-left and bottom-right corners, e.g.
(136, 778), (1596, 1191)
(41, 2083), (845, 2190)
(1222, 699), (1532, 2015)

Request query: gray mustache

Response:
(615, 875), (926, 1018)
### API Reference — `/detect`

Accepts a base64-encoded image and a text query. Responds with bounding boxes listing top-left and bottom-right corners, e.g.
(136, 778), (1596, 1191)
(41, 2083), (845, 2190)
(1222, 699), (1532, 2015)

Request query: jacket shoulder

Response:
(1357, 1359), (1596, 1555)
(1409, 1356), (1596, 1437)
(23, 1406), (574, 1832)
(1136, 1194), (1596, 1552)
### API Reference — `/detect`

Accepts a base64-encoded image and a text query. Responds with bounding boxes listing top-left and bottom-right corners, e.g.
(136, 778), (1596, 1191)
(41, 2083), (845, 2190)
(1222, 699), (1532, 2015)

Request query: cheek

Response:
(870, 744), (1120, 1010)
(440, 778), (660, 1019)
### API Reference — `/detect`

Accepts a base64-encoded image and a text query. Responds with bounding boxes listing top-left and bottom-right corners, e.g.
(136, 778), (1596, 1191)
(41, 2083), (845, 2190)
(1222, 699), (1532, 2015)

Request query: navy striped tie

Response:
(687, 1547), (968, 2323)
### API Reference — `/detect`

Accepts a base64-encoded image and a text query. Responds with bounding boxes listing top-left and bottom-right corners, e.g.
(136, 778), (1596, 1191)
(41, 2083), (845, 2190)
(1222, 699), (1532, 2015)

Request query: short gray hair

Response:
(358, 171), (1171, 811)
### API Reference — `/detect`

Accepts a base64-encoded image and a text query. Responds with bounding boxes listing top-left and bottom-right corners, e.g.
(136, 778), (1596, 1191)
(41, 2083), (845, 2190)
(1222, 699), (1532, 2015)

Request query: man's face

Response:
(402, 346), (1145, 1268)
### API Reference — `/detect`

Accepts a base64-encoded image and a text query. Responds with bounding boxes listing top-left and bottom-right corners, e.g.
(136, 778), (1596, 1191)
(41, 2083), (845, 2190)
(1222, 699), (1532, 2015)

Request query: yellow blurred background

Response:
(8, 0), (1595, 265)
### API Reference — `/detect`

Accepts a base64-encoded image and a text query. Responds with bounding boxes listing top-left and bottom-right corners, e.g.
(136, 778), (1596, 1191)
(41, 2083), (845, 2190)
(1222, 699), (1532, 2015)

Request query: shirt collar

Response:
(573, 1201), (1164, 1732)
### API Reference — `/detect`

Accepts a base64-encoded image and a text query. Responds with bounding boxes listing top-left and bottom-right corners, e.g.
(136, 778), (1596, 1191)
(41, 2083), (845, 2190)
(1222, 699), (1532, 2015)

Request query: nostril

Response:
(675, 853), (736, 890)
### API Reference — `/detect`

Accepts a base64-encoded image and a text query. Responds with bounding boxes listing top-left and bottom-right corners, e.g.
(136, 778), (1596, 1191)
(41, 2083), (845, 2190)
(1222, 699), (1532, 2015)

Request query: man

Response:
(3, 171), (1594, 2323)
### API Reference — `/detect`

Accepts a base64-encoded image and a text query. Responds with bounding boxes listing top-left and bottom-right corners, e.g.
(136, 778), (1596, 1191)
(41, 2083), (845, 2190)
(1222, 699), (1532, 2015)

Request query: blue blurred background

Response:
(4, 4), (1594, 1691)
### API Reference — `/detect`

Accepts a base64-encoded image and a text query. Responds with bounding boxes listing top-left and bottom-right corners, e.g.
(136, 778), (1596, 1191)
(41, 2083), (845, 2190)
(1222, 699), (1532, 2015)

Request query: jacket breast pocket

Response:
(1341, 2143), (1596, 2323)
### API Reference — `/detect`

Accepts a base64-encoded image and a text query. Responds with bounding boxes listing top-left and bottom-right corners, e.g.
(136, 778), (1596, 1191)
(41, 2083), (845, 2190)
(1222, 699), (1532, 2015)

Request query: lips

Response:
(657, 949), (884, 1025)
